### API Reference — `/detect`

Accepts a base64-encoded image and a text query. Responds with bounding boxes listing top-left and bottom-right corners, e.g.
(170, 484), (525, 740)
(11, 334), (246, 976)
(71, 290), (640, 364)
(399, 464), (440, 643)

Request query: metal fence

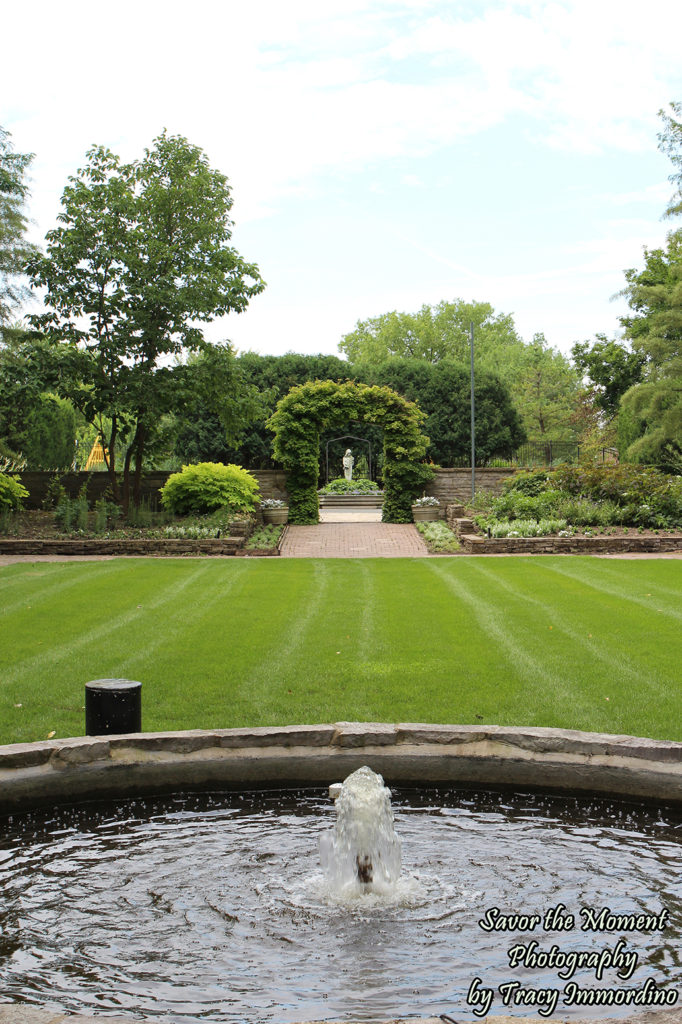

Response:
(448, 444), (619, 468)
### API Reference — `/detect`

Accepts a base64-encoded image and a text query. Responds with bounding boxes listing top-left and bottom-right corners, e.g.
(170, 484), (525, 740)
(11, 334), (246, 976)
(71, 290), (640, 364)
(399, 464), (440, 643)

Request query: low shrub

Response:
(53, 497), (81, 536)
(0, 473), (29, 513)
(160, 463), (260, 515)
(93, 499), (122, 533)
(485, 518), (568, 538)
(319, 478), (381, 494)
(416, 521), (461, 552)
(503, 468), (553, 496)
(245, 524), (284, 550)
(162, 509), (237, 538)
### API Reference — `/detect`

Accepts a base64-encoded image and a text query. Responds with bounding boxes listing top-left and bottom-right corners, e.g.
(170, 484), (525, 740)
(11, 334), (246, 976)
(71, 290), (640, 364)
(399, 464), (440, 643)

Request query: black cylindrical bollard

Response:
(85, 678), (142, 736)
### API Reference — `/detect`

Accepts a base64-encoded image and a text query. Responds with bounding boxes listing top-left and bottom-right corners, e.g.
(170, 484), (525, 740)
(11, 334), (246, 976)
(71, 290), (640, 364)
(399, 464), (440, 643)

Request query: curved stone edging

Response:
(2, 722), (682, 814)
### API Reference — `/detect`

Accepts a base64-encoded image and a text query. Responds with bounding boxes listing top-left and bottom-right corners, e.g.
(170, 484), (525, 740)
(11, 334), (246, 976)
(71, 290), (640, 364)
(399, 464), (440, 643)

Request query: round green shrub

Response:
(0, 473), (29, 512)
(160, 463), (260, 515)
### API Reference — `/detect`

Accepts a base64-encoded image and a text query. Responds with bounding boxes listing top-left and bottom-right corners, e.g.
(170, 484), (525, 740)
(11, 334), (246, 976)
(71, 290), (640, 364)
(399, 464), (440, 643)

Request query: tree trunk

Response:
(103, 416), (121, 505)
(132, 425), (148, 509)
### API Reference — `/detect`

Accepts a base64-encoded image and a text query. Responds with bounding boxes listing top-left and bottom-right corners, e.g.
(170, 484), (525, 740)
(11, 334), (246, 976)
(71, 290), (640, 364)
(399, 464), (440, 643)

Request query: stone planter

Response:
(262, 507), (289, 525)
(412, 505), (440, 522)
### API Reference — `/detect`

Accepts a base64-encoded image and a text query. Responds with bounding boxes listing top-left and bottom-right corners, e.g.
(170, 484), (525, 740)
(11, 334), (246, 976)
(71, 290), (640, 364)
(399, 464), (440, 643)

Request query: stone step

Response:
(451, 517), (476, 537)
(319, 494), (384, 507)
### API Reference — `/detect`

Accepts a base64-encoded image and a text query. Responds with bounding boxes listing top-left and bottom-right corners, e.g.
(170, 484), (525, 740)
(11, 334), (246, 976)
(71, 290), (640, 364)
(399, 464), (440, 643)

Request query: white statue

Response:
(342, 449), (354, 481)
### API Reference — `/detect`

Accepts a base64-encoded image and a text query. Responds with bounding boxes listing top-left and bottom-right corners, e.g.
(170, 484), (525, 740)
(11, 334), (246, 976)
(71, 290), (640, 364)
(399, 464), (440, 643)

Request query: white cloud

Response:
(4, 0), (682, 363)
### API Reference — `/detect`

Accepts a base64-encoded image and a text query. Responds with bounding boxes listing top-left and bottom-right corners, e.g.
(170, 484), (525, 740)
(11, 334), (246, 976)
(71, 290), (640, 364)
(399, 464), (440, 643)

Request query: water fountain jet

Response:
(320, 765), (402, 894)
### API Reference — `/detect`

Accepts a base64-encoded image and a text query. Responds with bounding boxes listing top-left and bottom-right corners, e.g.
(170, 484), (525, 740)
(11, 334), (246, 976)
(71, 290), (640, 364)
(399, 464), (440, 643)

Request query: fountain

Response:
(1, 724), (682, 1022)
(320, 765), (401, 893)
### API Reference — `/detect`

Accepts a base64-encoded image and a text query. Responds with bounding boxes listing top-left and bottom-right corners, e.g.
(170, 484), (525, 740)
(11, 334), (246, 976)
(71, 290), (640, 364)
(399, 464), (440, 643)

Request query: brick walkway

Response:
(280, 522), (429, 558)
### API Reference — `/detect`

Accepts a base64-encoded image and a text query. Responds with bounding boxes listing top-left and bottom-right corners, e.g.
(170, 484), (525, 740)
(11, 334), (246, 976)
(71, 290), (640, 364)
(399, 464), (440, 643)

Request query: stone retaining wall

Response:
(16, 469), (290, 508)
(2, 723), (682, 813)
(0, 537), (243, 556)
(18, 468), (503, 509)
(425, 467), (514, 504)
(456, 531), (682, 556)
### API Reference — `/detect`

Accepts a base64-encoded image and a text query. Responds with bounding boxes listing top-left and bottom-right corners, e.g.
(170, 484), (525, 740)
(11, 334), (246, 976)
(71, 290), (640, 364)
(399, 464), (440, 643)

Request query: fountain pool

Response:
(1, 777), (681, 1022)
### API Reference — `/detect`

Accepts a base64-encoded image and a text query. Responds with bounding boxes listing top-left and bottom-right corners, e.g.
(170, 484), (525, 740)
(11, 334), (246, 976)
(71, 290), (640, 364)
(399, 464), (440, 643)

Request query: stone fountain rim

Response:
(2, 721), (682, 814)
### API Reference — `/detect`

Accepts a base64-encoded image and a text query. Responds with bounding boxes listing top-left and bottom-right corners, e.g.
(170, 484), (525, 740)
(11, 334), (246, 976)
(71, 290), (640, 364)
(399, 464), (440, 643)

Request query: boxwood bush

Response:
(160, 463), (260, 515)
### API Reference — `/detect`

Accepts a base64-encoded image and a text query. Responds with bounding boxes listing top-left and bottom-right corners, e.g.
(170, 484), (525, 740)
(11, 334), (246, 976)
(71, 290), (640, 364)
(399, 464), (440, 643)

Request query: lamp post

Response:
(470, 321), (476, 501)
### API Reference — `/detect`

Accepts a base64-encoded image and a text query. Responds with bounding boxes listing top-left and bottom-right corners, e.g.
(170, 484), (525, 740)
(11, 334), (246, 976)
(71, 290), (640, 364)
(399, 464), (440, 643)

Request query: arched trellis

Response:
(267, 379), (433, 524)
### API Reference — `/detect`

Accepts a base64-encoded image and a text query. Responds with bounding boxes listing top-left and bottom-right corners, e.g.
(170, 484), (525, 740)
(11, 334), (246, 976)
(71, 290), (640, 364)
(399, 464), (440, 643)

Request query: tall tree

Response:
(358, 358), (525, 465)
(28, 132), (264, 508)
(571, 335), (645, 420)
(0, 127), (37, 333)
(514, 334), (581, 441)
(339, 299), (523, 366)
(618, 230), (682, 468)
(658, 101), (682, 220)
(176, 352), (351, 468)
(612, 104), (682, 469)
(339, 300), (579, 441)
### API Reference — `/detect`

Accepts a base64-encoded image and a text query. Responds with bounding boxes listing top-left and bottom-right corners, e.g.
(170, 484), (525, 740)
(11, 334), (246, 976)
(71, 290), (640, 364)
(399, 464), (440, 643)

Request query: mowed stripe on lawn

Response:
(0, 557), (680, 744)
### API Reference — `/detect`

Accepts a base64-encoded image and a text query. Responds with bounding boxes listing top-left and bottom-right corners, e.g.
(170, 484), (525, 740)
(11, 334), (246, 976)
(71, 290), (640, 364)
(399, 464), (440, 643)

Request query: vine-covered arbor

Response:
(268, 379), (432, 523)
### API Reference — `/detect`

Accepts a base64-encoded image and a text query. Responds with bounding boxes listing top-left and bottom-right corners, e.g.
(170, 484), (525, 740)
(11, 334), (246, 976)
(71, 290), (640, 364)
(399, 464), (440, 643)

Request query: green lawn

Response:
(0, 557), (680, 745)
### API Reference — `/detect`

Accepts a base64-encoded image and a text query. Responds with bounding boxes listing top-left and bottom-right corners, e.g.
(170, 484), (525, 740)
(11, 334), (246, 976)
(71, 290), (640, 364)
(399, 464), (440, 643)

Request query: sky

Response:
(3, 0), (682, 360)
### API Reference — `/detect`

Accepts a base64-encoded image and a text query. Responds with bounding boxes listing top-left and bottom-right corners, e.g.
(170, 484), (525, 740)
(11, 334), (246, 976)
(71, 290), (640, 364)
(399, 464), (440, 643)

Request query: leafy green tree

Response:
(0, 127), (37, 333)
(13, 393), (76, 470)
(0, 331), (51, 466)
(571, 335), (646, 420)
(339, 299), (523, 366)
(511, 334), (580, 441)
(27, 132), (264, 509)
(176, 352), (351, 468)
(339, 301), (579, 441)
(171, 344), (268, 466)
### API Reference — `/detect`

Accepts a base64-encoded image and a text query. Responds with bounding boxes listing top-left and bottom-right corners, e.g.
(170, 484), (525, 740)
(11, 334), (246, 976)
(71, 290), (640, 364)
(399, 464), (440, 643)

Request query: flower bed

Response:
(415, 521), (461, 553)
(0, 509), (255, 557)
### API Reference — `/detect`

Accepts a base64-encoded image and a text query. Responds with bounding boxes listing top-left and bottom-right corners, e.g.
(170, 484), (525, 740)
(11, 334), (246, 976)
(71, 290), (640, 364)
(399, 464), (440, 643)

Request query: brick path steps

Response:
(280, 523), (428, 558)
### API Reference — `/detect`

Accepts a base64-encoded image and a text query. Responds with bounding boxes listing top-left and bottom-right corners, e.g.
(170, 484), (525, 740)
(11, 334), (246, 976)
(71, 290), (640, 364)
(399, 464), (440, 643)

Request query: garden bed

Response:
(444, 464), (682, 555)
(0, 510), (253, 557)
(235, 523), (286, 556)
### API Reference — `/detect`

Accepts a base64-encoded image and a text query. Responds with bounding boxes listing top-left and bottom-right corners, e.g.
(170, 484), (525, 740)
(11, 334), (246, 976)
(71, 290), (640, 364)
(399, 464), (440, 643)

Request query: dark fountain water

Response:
(1, 766), (681, 1022)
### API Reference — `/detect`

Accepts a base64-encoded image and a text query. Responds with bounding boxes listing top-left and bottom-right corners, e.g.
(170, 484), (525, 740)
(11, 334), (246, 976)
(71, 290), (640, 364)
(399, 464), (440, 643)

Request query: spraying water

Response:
(319, 765), (402, 894)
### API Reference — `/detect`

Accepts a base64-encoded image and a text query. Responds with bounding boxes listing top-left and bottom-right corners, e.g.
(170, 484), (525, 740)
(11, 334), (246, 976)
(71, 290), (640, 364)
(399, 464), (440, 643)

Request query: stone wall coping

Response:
(2, 723), (682, 813)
